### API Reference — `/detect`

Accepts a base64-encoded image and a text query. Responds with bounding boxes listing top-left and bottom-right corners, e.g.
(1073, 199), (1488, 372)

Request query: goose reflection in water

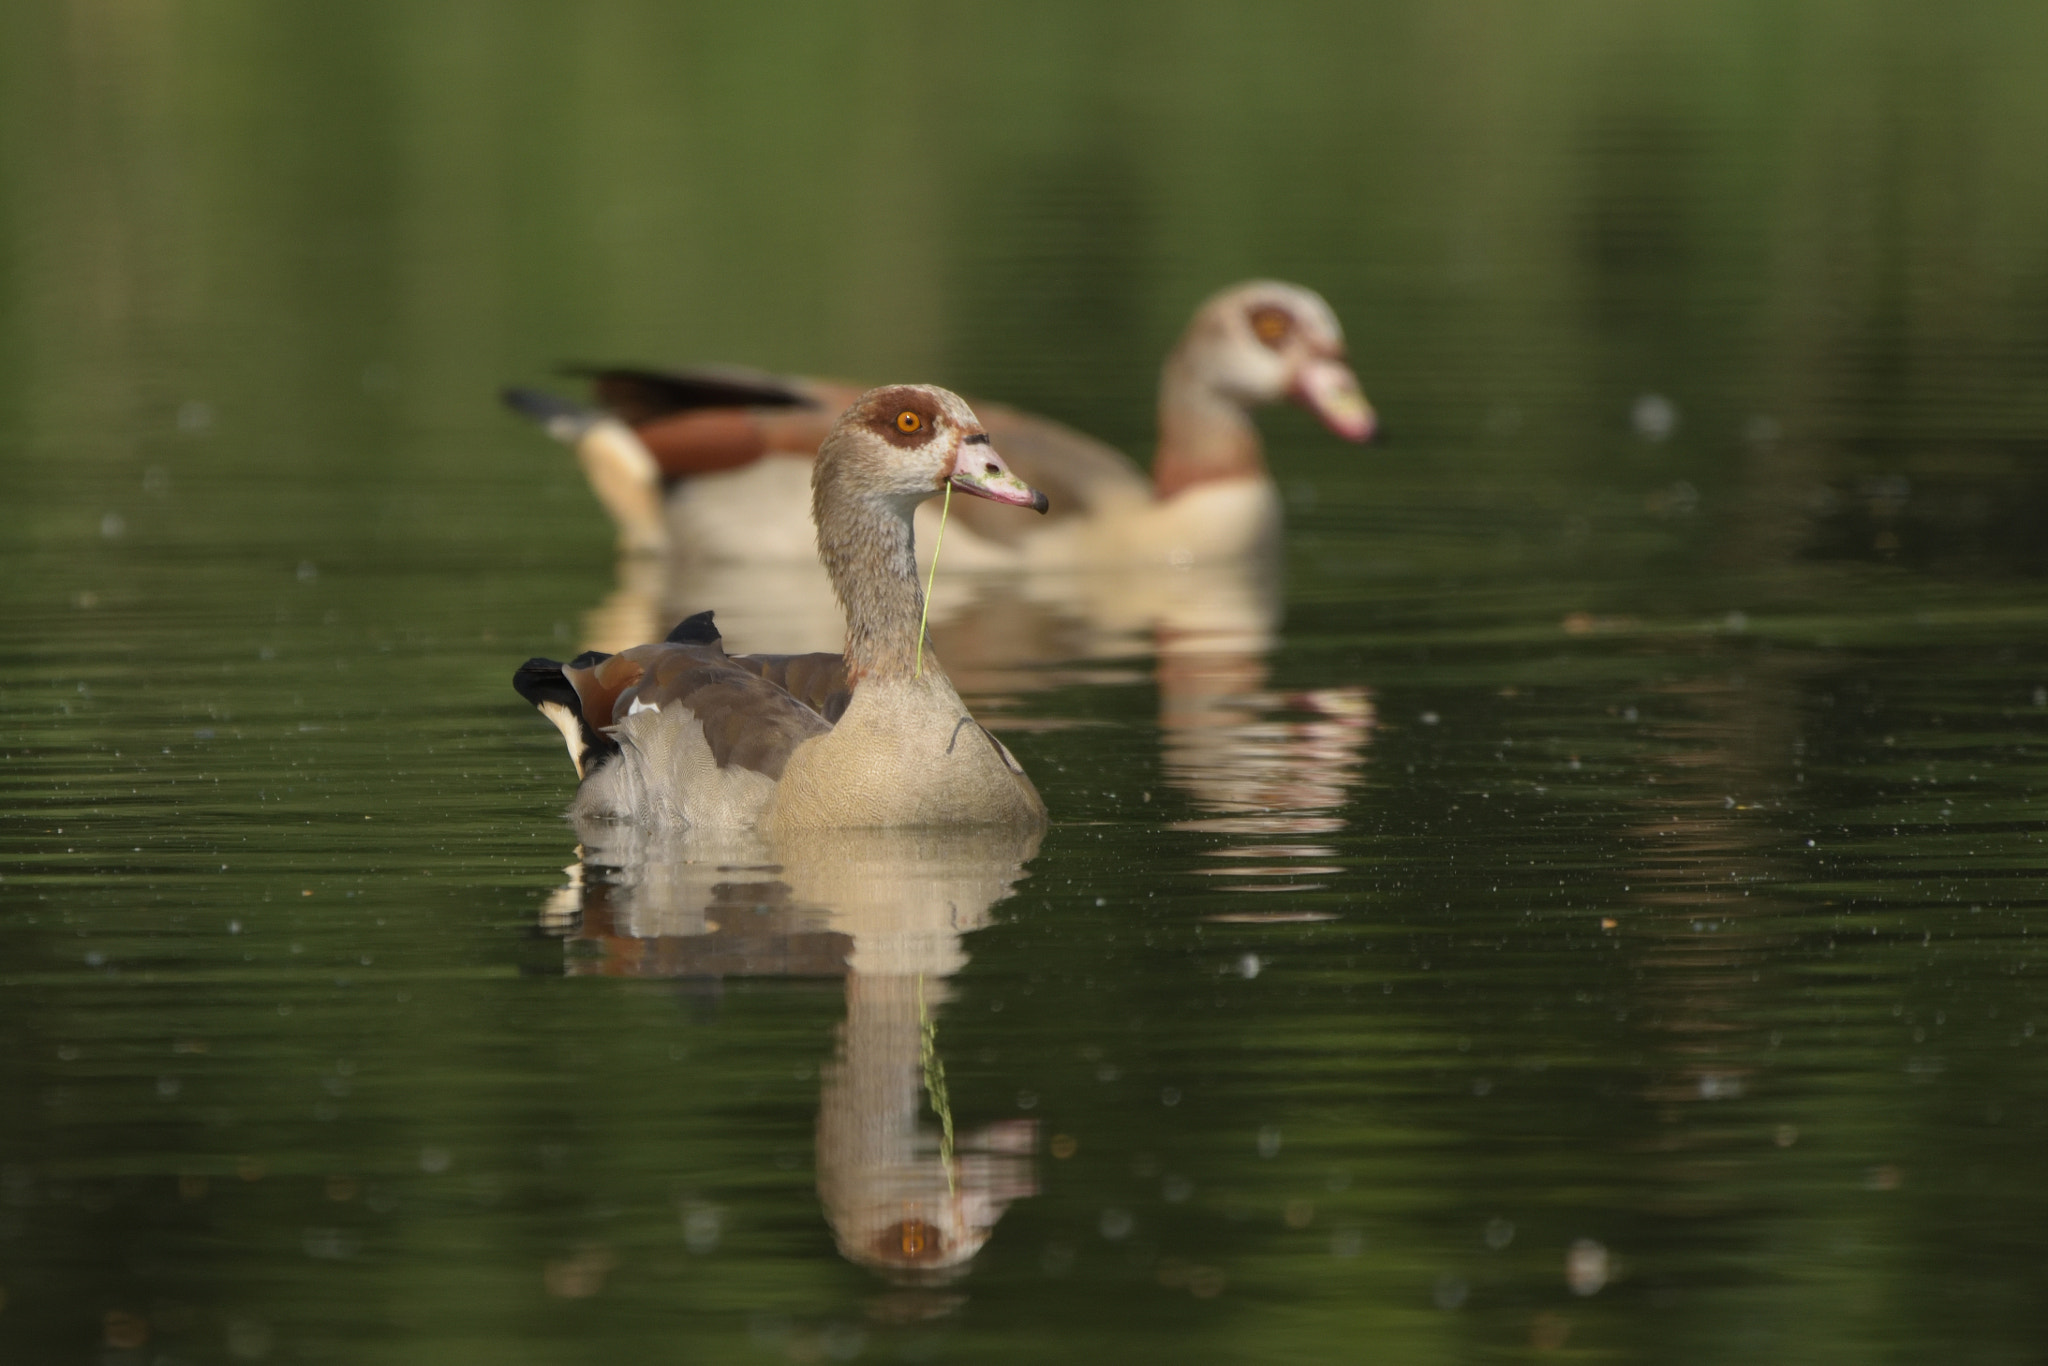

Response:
(540, 822), (1041, 1284)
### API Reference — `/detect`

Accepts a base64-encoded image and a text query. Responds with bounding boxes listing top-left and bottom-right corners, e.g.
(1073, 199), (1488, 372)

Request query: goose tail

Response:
(502, 387), (668, 555)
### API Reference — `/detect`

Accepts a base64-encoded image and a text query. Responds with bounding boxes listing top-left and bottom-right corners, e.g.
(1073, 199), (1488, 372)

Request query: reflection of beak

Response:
(1291, 358), (1377, 443)
(949, 442), (1050, 513)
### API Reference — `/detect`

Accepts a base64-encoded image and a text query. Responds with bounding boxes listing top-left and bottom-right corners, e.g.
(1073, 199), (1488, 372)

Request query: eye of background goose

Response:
(1248, 305), (1294, 348)
(896, 410), (923, 433)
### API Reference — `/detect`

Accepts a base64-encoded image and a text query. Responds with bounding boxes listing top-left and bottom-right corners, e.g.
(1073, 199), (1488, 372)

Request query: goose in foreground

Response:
(514, 385), (1049, 830)
(503, 280), (1374, 567)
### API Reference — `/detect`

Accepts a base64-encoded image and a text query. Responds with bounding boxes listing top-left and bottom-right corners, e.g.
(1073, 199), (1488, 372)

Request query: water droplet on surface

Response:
(681, 1203), (723, 1254)
(1566, 1238), (1610, 1295)
(301, 1227), (357, 1260)
(1631, 393), (1678, 441)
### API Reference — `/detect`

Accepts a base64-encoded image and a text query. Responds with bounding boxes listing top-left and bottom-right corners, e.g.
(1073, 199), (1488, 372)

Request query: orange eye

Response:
(896, 410), (923, 433)
(1249, 305), (1293, 346)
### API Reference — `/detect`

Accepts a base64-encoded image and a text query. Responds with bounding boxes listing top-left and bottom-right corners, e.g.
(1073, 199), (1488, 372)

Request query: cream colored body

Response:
(642, 453), (1281, 570)
(571, 670), (1040, 831)
(1001, 474), (1281, 568)
(663, 454), (821, 563)
(767, 672), (1043, 830)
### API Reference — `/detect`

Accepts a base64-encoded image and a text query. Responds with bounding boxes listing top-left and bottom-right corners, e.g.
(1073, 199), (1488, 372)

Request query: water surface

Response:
(4, 4), (2048, 1362)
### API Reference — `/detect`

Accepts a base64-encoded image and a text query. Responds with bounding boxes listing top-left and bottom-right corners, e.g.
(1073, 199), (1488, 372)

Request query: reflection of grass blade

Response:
(916, 973), (956, 1196)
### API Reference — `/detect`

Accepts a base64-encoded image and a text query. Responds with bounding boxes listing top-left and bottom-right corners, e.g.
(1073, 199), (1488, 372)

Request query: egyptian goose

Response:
(504, 280), (1373, 567)
(515, 385), (1049, 829)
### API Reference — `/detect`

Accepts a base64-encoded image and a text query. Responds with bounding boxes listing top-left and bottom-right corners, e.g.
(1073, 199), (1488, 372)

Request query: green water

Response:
(5, 3), (2048, 1362)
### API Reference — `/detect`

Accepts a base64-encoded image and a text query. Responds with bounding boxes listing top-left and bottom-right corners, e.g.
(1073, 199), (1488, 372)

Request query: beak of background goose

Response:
(949, 443), (1050, 513)
(1291, 357), (1377, 443)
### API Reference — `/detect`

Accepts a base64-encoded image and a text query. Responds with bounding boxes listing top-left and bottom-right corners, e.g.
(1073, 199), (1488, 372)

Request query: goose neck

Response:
(1153, 358), (1264, 499)
(816, 491), (929, 682)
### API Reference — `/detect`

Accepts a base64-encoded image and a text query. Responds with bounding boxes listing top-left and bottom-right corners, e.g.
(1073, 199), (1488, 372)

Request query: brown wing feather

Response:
(563, 654), (646, 737)
(725, 652), (854, 724)
(634, 410), (772, 478)
(610, 642), (833, 780)
(578, 365), (817, 424)
(630, 398), (859, 481)
(577, 369), (863, 482)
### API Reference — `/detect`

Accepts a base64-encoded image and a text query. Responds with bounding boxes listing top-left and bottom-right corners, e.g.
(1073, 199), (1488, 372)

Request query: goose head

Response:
(814, 384), (1050, 521)
(1173, 280), (1377, 442)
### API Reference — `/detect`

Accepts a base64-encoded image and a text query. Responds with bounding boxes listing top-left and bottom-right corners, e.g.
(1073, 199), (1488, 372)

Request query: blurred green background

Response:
(6, 1), (2047, 559)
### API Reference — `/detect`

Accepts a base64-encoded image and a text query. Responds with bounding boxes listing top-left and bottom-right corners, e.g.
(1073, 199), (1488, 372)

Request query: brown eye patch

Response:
(1248, 304), (1295, 349)
(863, 386), (943, 447)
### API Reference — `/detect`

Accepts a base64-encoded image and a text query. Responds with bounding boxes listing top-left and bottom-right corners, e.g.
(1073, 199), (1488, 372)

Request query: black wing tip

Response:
(515, 650), (615, 703)
(512, 653), (623, 777)
(665, 610), (721, 646)
(564, 364), (818, 412)
(513, 656), (570, 707)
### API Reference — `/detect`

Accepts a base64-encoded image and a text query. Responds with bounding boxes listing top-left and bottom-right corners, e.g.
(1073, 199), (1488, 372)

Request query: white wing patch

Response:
(628, 697), (661, 716)
(537, 700), (588, 779)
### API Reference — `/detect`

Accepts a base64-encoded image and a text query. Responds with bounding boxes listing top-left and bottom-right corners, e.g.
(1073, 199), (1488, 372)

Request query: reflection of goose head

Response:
(555, 820), (1042, 1283)
(782, 827), (1042, 1281)
(822, 967), (1040, 1282)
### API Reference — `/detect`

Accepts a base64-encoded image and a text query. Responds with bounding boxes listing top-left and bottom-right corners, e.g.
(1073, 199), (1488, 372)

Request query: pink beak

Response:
(1291, 358), (1377, 443)
(949, 442), (1050, 513)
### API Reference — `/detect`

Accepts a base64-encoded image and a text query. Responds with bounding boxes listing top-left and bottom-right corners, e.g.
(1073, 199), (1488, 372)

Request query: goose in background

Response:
(514, 385), (1048, 830)
(504, 280), (1374, 569)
